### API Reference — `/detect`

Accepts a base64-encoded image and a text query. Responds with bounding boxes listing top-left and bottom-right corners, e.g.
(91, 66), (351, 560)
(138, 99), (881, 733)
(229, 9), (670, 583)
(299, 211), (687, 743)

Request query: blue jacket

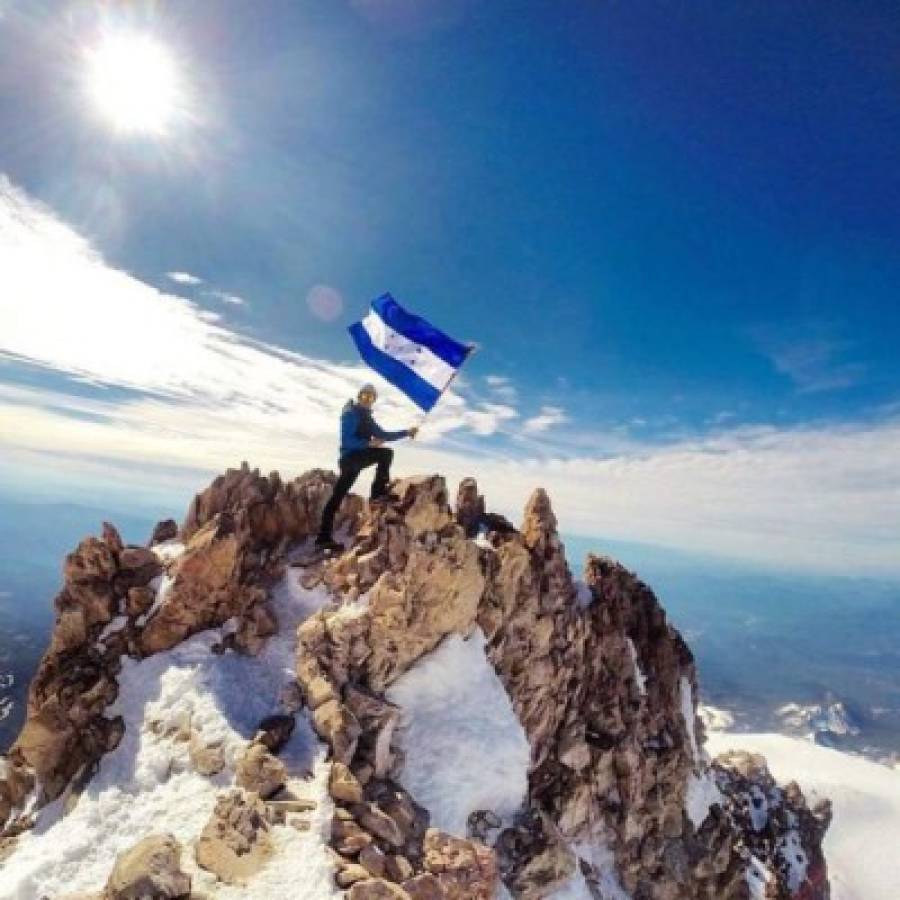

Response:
(339, 401), (409, 458)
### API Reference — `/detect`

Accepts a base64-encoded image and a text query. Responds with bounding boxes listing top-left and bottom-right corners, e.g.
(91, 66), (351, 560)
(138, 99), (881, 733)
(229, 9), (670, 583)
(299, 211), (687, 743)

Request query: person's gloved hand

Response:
(408, 426), (419, 439)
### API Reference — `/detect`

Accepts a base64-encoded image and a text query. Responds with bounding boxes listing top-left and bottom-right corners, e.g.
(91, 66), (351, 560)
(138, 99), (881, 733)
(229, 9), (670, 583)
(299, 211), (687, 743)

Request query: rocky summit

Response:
(0, 464), (832, 899)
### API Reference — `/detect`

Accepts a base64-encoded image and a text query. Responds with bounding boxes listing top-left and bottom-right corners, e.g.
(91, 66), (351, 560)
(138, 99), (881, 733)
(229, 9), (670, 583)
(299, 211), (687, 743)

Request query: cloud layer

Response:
(2, 177), (899, 573)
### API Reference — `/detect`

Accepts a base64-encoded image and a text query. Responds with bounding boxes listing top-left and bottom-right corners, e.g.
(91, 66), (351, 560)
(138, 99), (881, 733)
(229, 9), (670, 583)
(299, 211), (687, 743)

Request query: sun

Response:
(85, 33), (182, 136)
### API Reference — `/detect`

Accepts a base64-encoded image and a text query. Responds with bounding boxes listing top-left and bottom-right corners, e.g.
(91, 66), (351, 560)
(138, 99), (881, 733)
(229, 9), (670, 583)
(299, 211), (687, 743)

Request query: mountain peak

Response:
(0, 467), (830, 899)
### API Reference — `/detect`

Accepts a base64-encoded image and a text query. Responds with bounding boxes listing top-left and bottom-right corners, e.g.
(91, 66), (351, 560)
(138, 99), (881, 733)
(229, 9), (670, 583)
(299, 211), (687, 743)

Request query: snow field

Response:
(386, 628), (531, 838)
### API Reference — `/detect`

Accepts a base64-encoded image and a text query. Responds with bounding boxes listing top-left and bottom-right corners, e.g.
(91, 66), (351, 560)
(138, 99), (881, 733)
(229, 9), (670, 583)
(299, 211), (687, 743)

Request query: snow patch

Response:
(97, 615), (127, 643)
(474, 533), (496, 552)
(698, 703), (734, 732)
(626, 638), (647, 696)
(135, 573), (170, 628)
(745, 854), (773, 900)
(685, 771), (724, 829)
(386, 629), (530, 837)
(152, 539), (186, 563)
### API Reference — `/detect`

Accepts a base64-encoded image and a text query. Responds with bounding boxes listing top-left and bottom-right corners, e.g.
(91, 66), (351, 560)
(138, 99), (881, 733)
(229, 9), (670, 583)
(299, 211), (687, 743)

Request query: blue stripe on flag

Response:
(371, 293), (470, 369)
(349, 322), (442, 411)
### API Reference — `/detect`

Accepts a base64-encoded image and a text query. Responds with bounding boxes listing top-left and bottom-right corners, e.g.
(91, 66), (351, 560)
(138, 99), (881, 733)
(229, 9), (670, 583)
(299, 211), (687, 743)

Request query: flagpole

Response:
(414, 342), (479, 433)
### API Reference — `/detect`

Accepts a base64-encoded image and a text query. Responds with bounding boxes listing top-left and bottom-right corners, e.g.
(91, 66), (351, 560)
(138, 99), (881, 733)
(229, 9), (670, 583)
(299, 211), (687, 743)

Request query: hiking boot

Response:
(314, 536), (343, 553)
(368, 492), (394, 508)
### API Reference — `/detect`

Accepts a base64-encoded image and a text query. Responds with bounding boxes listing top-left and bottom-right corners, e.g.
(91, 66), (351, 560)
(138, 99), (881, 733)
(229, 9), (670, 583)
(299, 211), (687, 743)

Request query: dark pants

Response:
(318, 447), (394, 539)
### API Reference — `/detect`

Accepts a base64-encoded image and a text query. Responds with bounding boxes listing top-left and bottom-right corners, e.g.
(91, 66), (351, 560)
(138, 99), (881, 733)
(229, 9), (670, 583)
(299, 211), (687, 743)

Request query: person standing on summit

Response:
(316, 383), (418, 551)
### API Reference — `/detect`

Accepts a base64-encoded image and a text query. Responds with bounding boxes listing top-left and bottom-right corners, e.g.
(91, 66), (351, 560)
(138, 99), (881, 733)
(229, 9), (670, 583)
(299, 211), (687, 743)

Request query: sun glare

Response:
(86, 34), (181, 135)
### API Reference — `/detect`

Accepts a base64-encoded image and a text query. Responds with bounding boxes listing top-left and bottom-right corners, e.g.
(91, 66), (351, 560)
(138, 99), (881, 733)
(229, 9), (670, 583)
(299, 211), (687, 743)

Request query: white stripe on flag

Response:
(361, 311), (457, 392)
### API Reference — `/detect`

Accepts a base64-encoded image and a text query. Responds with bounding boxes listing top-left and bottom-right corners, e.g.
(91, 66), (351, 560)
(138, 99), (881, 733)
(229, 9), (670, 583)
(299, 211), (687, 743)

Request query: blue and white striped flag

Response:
(349, 293), (472, 411)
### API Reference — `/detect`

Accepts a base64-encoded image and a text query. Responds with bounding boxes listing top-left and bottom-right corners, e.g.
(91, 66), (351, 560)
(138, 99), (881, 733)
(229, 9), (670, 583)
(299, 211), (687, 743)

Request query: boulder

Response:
(235, 742), (286, 799)
(195, 791), (272, 883)
(348, 879), (412, 900)
(150, 519), (178, 545)
(105, 833), (190, 899)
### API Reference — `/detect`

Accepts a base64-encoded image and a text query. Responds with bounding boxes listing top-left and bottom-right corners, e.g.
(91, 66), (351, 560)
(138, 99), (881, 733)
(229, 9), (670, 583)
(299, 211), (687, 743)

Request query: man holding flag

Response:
(315, 293), (474, 552)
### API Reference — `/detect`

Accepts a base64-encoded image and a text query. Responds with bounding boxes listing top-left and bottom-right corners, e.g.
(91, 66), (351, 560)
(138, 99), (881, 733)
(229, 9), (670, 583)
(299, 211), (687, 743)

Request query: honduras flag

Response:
(349, 293), (472, 412)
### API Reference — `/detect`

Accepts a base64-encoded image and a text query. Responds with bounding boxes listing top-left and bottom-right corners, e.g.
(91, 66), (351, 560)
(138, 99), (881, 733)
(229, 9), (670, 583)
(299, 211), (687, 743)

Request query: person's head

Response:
(357, 383), (377, 408)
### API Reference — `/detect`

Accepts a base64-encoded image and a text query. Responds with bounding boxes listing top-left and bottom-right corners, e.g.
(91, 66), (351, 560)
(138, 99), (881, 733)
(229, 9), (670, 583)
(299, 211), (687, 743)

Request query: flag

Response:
(349, 293), (471, 411)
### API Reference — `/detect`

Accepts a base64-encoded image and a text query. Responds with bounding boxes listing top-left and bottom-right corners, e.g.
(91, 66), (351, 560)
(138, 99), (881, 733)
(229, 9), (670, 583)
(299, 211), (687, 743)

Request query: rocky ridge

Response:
(0, 464), (831, 899)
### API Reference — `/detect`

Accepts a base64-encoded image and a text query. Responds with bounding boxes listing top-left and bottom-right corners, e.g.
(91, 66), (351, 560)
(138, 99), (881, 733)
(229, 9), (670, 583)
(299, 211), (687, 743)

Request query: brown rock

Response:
(329, 762), (364, 804)
(337, 863), (373, 887)
(189, 735), (226, 777)
(455, 477), (485, 538)
(12, 703), (73, 779)
(235, 742), (286, 799)
(422, 829), (497, 900)
(348, 879), (412, 900)
(359, 843), (388, 877)
(353, 802), (405, 848)
(402, 873), (445, 900)
(312, 700), (361, 765)
(254, 714), (295, 754)
(150, 519), (178, 545)
(195, 791), (272, 883)
(105, 833), (191, 899)
(125, 586), (156, 618)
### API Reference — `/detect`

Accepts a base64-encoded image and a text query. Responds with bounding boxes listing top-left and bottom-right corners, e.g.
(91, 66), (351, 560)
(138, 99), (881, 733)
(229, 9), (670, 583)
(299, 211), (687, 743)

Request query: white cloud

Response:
(759, 333), (866, 394)
(2, 178), (900, 573)
(207, 289), (246, 306)
(166, 271), (203, 286)
(484, 374), (518, 403)
(523, 405), (568, 433)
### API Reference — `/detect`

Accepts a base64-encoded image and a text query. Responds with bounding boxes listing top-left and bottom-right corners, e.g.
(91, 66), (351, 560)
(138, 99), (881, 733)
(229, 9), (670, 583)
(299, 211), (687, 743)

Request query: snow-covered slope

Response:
(706, 732), (900, 900)
(0, 567), (340, 900)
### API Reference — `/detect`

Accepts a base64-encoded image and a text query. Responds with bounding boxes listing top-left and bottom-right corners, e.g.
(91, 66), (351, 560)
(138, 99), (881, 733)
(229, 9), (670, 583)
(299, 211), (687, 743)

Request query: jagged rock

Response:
(0, 466), (832, 900)
(359, 843), (388, 877)
(422, 828), (497, 900)
(352, 801), (405, 847)
(195, 791), (272, 883)
(182, 464), (361, 546)
(312, 699), (362, 765)
(337, 863), (373, 887)
(332, 810), (375, 855)
(401, 873), (444, 899)
(233, 601), (278, 656)
(714, 750), (831, 899)
(189, 734), (226, 776)
(454, 477), (485, 538)
(125, 585), (156, 618)
(139, 516), (242, 654)
(105, 833), (191, 899)
(348, 879), (412, 900)
(235, 742), (287, 799)
(12, 701), (73, 781)
(254, 714), (296, 753)
(330, 761), (365, 804)
(150, 519), (178, 545)
(365, 528), (484, 691)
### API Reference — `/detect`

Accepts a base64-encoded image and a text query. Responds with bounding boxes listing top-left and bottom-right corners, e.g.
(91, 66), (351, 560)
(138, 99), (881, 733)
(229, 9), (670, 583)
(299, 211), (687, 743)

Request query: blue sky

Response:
(1, 0), (899, 571)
